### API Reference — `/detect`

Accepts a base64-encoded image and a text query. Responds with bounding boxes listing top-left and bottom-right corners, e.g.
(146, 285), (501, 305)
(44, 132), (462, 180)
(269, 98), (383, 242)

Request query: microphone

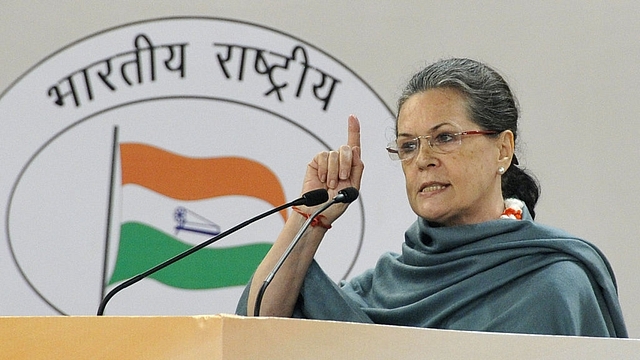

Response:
(331, 186), (359, 204)
(253, 187), (359, 316)
(97, 188), (329, 315)
(293, 188), (331, 207)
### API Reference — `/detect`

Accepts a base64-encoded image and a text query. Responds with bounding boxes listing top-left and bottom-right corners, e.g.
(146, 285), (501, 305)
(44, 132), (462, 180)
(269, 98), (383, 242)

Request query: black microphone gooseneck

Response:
(253, 187), (359, 317)
(97, 188), (329, 316)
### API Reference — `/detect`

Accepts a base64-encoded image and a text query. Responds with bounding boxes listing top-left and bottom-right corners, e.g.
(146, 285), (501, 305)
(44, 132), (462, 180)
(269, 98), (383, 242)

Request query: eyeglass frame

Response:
(386, 129), (499, 161)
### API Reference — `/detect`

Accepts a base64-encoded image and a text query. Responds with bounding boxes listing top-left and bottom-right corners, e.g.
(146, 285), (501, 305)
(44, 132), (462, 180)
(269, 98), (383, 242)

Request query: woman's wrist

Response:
(291, 206), (332, 229)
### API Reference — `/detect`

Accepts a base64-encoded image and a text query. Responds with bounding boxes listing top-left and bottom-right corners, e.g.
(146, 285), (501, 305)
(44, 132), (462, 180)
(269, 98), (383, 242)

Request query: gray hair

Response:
(397, 58), (518, 137)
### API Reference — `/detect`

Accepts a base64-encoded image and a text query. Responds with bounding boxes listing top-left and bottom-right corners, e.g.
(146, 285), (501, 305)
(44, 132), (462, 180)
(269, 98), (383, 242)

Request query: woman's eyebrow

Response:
(397, 121), (458, 137)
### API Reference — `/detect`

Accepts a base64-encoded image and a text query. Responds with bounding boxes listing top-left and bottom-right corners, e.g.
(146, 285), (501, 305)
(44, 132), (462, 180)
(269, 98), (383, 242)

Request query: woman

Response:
(237, 58), (627, 337)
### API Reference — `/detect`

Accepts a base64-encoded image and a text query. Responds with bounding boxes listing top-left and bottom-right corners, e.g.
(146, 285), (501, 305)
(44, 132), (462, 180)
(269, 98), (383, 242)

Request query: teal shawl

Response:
(237, 207), (627, 337)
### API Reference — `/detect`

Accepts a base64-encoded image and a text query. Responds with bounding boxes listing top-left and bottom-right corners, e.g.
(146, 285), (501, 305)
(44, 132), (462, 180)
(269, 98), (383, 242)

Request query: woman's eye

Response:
(434, 133), (455, 143)
(399, 140), (418, 152)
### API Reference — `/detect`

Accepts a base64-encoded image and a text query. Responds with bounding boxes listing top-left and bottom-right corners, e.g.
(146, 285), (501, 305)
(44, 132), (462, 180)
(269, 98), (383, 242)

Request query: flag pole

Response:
(100, 126), (119, 302)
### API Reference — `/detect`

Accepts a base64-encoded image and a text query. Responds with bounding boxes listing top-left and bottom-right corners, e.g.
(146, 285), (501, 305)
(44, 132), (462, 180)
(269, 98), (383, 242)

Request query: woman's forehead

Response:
(397, 93), (474, 134)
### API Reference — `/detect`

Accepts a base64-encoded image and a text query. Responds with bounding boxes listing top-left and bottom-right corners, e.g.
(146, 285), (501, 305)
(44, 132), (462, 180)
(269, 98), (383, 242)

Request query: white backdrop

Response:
(1, 1), (639, 337)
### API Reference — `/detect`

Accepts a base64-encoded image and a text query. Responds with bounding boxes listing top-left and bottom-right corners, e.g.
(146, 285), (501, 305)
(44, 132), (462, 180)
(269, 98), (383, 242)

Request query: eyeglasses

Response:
(386, 128), (498, 161)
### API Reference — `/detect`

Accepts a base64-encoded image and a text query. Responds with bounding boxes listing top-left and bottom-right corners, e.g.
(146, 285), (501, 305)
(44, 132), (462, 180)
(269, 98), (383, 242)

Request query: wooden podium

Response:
(2, 314), (638, 359)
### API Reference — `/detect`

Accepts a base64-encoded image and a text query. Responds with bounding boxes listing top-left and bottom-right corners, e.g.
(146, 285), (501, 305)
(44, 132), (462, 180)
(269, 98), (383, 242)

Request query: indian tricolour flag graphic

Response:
(105, 142), (287, 292)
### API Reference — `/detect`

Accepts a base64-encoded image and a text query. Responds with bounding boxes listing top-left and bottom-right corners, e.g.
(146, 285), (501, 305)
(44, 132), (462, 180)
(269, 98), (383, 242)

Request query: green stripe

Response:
(109, 222), (271, 289)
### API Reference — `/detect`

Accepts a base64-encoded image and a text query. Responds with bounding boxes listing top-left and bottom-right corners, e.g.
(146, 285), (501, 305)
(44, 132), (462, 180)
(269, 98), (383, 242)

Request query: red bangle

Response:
(292, 206), (332, 229)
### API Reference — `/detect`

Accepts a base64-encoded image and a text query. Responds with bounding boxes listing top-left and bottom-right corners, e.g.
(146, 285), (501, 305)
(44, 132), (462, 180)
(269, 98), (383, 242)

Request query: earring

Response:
(498, 166), (506, 175)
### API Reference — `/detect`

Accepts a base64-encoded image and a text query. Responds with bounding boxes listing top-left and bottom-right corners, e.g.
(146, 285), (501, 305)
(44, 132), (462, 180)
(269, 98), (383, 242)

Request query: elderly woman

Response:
(237, 58), (627, 337)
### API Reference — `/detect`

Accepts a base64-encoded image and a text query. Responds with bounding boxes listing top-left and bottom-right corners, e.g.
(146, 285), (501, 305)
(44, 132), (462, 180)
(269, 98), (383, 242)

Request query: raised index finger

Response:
(347, 114), (361, 148)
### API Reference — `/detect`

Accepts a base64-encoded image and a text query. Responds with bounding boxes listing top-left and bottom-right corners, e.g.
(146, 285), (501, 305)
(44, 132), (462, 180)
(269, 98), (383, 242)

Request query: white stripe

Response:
(118, 185), (286, 247)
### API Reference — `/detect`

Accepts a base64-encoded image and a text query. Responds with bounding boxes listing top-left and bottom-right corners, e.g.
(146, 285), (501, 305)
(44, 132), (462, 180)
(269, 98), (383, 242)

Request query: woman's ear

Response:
(497, 130), (515, 170)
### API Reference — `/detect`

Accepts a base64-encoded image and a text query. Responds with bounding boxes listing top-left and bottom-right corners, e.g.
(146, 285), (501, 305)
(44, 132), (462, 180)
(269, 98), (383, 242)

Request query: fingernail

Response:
(329, 179), (336, 189)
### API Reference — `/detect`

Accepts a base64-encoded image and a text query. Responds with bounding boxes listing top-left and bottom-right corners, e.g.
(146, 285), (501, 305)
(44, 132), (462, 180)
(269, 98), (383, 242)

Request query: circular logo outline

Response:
(3, 17), (392, 315)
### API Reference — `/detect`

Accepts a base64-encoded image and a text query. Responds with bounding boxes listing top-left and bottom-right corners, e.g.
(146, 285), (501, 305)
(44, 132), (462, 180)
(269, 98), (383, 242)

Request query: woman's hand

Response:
(301, 114), (364, 223)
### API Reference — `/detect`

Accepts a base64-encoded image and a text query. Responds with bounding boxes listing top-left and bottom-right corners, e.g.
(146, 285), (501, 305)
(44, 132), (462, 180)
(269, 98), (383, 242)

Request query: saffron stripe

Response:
(120, 143), (287, 221)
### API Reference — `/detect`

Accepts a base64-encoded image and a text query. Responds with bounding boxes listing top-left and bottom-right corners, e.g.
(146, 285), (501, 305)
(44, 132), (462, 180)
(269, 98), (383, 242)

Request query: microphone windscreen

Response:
(336, 187), (359, 204)
(301, 188), (329, 206)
